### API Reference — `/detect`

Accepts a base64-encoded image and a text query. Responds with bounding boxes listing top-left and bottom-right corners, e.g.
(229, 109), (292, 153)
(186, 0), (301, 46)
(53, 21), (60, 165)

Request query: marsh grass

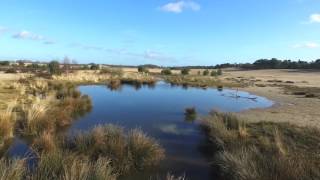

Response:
(23, 124), (164, 179)
(62, 125), (165, 175)
(23, 103), (49, 135)
(0, 102), (17, 139)
(201, 111), (320, 180)
(0, 158), (26, 180)
(184, 107), (197, 122)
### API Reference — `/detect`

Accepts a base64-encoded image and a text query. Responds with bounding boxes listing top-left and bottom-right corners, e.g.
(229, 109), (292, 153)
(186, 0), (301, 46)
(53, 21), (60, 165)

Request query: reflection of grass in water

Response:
(201, 111), (320, 180)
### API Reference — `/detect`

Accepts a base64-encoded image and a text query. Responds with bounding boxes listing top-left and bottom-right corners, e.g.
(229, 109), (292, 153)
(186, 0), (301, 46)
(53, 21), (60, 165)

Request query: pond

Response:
(72, 82), (273, 179)
(8, 82), (273, 179)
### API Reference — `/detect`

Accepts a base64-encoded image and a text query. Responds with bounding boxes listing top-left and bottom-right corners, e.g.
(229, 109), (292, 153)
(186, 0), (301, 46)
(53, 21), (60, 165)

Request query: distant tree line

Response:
(215, 58), (320, 70)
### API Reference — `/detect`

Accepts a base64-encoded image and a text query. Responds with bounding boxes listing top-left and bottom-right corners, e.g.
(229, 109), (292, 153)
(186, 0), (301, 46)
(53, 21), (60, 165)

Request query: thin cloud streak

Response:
(12, 30), (55, 45)
(292, 42), (319, 49)
(159, 1), (200, 13)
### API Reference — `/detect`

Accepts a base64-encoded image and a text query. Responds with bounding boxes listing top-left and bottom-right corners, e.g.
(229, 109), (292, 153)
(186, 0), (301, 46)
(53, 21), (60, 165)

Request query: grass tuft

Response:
(201, 111), (320, 180)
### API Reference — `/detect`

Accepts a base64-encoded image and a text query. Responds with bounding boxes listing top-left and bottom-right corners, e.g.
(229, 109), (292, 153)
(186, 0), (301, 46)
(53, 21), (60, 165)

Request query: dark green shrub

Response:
(211, 70), (218, 77)
(161, 69), (172, 75)
(138, 66), (149, 73)
(181, 68), (190, 75)
(203, 69), (209, 76)
(48, 61), (61, 75)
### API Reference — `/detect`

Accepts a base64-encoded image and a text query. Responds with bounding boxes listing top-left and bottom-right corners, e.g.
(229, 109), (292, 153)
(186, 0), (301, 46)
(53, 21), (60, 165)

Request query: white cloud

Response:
(12, 30), (44, 40)
(160, 1), (200, 13)
(12, 30), (54, 45)
(143, 50), (174, 61)
(310, 13), (320, 23)
(292, 42), (319, 49)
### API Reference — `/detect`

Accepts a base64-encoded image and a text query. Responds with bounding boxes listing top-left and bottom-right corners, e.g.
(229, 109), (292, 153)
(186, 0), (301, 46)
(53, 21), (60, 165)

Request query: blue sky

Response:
(0, 0), (319, 66)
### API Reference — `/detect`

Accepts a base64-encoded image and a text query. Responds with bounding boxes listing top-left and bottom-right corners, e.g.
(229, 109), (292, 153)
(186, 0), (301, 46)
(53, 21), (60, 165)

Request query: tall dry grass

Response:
(23, 102), (49, 135)
(0, 158), (25, 180)
(201, 111), (320, 180)
(63, 124), (165, 175)
(0, 102), (17, 139)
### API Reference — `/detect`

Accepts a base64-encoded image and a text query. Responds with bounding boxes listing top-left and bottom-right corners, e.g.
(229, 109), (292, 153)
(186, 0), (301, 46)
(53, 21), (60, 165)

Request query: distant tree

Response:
(181, 68), (190, 75)
(161, 69), (172, 75)
(211, 70), (218, 77)
(48, 61), (61, 75)
(89, 63), (99, 70)
(138, 66), (149, 73)
(0, 61), (10, 66)
(203, 69), (209, 76)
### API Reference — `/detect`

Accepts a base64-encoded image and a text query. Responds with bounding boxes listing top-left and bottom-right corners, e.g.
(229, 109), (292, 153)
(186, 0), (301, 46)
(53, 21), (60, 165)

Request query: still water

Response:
(8, 82), (273, 179)
(71, 82), (273, 179)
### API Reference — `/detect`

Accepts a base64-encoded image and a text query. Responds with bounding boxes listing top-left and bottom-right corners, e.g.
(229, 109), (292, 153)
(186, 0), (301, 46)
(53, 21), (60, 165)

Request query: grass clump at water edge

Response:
(201, 111), (320, 180)
(29, 124), (165, 179)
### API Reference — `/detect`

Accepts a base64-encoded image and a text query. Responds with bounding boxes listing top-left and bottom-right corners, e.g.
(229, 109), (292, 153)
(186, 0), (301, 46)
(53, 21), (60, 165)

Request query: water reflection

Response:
(71, 82), (273, 179)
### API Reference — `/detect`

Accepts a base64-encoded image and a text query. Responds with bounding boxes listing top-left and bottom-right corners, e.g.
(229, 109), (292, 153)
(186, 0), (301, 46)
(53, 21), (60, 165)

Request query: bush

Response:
(161, 69), (172, 75)
(138, 66), (149, 73)
(48, 61), (61, 75)
(203, 69), (209, 76)
(211, 70), (218, 77)
(181, 68), (190, 75)
(217, 69), (223, 75)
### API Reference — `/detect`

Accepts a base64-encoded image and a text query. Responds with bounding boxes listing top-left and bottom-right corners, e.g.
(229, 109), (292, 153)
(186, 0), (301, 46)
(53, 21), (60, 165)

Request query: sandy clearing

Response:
(219, 69), (320, 128)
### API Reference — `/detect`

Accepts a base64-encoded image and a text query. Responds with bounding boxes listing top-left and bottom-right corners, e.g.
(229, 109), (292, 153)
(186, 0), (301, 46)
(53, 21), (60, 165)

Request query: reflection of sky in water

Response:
(8, 82), (273, 180)
(157, 123), (195, 135)
(71, 82), (272, 179)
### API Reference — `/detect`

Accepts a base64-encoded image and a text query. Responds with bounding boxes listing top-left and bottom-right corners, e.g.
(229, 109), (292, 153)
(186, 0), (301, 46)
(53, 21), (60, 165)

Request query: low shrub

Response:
(138, 66), (149, 73)
(181, 68), (190, 75)
(203, 70), (209, 76)
(161, 69), (172, 75)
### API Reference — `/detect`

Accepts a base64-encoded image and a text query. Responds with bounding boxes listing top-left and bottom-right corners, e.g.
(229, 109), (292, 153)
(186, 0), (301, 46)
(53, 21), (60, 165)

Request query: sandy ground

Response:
(220, 69), (320, 128)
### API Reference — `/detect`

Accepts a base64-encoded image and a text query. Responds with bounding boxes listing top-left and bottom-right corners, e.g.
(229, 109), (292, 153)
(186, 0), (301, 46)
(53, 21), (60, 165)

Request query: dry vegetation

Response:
(163, 75), (243, 89)
(1, 67), (320, 179)
(0, 124), (165, 180)
(201, 111), (320, 180)
(0, 70), (166, 180)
